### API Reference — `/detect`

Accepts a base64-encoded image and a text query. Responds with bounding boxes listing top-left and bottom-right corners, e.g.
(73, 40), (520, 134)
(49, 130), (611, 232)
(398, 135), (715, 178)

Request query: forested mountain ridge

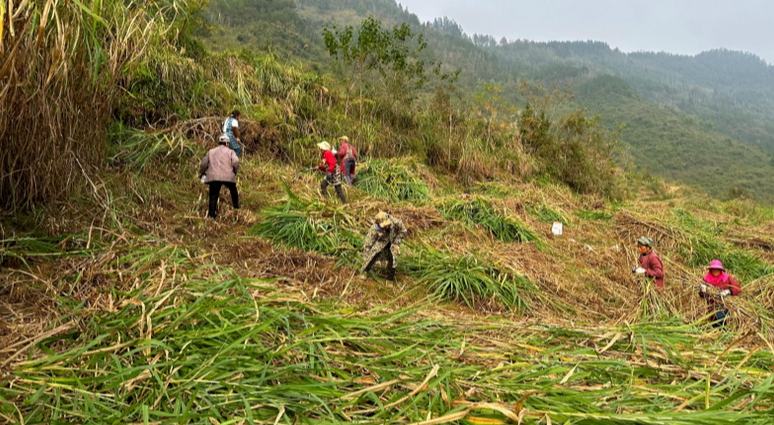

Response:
(205, 0), (774, 201)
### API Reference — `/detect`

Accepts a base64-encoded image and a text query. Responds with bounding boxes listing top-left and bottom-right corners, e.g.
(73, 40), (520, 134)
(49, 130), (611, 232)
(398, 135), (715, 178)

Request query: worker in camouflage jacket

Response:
(361, 211), (407, 281)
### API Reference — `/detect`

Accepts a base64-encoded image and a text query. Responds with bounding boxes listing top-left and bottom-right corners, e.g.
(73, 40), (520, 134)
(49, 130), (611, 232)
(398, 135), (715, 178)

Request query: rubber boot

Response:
(386, 267), (396, 281)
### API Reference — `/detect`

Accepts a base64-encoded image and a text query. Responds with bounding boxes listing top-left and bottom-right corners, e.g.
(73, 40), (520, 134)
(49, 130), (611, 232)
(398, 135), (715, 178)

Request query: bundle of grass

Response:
(438, 197), (539, 243)
(108, 123), (196, 170)
(527, 203), (569, 224)
(0, 234), (92, 269)
(251, 188), (361, 261)
(635, 278), (676, 320)
(403, 246), (534, 310)
(356, 159), (430, 202)
(576, 209), (613, 221)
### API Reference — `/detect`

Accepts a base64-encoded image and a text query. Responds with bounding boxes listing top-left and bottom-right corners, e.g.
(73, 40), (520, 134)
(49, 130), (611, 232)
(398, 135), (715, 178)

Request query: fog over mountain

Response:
(399, 0), (774, 64)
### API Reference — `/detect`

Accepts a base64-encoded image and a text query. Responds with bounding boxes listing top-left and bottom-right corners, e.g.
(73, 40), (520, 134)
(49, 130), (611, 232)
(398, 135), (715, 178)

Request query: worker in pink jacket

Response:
(633, 236), (665, 289)
(699, 259), (742, 327)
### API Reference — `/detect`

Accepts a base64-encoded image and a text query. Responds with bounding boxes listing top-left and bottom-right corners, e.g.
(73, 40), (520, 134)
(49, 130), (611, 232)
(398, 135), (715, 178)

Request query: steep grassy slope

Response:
(2, 2), (773, 423)
(2, 132), (772, 423)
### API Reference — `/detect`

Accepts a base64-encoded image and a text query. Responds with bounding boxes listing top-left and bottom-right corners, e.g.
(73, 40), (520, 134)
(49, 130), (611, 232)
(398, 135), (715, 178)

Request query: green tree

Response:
(322, 16), (430, 116)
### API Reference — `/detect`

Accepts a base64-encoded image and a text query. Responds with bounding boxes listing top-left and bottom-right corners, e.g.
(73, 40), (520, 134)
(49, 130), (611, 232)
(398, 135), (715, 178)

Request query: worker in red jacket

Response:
(336, 135), (358, 185)
(699, 259), (742, 327)
(317, 141), (346, 203)
(633, 236), (665, 289)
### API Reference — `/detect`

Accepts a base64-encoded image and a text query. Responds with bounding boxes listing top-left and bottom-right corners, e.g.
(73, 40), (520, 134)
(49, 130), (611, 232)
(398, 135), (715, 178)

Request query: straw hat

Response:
(317, 141), (331, 151)
(707, 259), (725, 271)
(218, 134), (229, 144)
(375, 211), (392, 228)
(339, 135), (350, 142)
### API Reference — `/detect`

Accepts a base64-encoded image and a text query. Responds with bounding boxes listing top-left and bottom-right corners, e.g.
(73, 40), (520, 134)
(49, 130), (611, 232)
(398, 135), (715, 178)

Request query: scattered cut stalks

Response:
(1, 273), (771, 423)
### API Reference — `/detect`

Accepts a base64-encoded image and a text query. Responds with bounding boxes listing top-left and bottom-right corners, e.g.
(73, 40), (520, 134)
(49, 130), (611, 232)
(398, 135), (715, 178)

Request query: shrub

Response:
(519, 105), (623, 198)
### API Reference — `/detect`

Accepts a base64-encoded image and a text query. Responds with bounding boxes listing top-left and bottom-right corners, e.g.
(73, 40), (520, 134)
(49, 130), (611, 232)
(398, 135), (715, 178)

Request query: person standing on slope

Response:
(199, 135), (240, 219)
(317, 141), (347, 203)
(699, 259), (741, 327)
(222, 110), (243, 157)
(633, 236), (665, 289)
(336, 135), (358, 185)
(361, 211), (407, 281)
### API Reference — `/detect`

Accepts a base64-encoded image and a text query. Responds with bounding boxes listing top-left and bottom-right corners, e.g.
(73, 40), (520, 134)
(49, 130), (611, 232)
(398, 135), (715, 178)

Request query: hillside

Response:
(204, 0), (774, 202)
(2, 1), (774, 424)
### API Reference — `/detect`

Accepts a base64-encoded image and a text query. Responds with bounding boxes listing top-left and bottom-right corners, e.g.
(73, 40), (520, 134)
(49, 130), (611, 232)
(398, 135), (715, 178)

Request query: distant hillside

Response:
(204, 0), (774, 202)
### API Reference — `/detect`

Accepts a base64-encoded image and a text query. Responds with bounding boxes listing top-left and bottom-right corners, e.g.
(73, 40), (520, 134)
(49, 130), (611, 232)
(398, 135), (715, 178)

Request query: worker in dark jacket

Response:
(633, 236), (665, 289)
(361, 212), (407, 281)
(199, 135), (240, 219)
(699, 259), (742, 327)
(317, 141), (346, 203)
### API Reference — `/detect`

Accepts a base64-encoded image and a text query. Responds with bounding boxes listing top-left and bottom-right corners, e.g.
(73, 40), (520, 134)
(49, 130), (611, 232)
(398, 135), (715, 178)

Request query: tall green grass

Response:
(438, 197), (539, 243)
(0, 234), (91, 268)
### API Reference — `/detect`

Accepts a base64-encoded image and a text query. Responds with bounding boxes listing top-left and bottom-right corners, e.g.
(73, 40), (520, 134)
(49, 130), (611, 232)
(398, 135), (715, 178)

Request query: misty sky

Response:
(398, 0), (774, 64)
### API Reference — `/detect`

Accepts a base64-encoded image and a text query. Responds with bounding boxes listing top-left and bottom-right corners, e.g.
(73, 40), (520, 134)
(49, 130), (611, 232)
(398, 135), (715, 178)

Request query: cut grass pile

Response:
(528, 203), (569, 224)
(356, 159), (430, 202)
(576, 209), (614, 221)
(250, 189), (361, 261)
(2, 273), (772, 424)
(402, 246), (535, 310)
(437, 197), (539, 243)
(108, 123), (197, 170)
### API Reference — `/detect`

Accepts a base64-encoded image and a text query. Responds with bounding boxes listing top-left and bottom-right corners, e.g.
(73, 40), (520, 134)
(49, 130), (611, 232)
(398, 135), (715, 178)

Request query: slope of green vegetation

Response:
(203, 0), (774, 202)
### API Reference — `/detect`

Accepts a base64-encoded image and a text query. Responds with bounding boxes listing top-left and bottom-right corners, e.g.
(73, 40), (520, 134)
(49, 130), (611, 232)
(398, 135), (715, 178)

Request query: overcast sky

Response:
(398, 0), (773, 64)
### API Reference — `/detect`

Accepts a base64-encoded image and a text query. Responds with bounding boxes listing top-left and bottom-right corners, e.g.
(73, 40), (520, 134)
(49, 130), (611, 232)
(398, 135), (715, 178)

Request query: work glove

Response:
(700, 283), (708, 293)
(634, 267), (646, 275)
(720, 289), (731, 297)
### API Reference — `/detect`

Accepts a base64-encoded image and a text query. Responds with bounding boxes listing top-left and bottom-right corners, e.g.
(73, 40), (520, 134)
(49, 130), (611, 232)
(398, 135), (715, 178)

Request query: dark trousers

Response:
(207, 181), (239, 218)
(321, 173), (347, 203)
(343, 159), (356, 185)
(712, 309), (729, 328)
(364, 244), (395, 280)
